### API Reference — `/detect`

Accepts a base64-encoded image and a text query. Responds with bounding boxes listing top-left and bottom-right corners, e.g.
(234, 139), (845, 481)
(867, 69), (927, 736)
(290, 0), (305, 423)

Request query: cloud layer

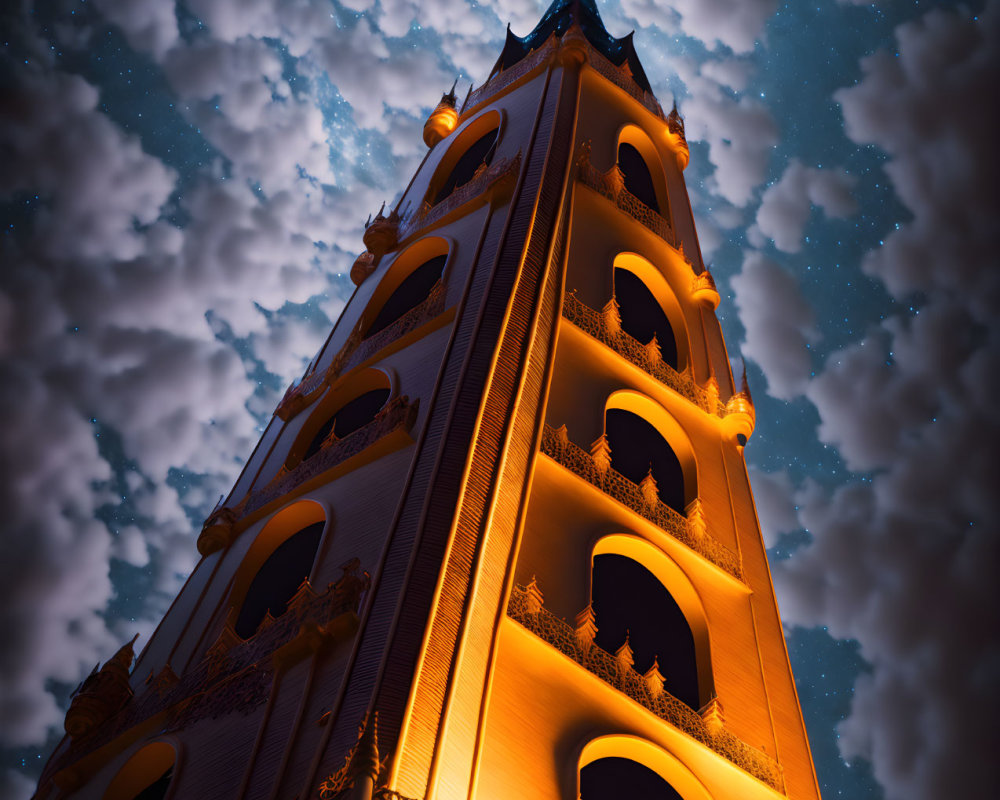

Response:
(2, 2), (996, 800)
(762, 4), (1000, 798)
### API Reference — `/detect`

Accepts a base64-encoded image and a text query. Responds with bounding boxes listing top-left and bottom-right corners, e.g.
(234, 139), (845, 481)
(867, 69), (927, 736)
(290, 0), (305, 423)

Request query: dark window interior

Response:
(580, 757), (684, 799)
(614, 268), (679, 368)
(366, 254), (447, 337)
(235, 521), (324, 639)
(132, 767), (173, 800)
(592, 554), (700, 710)
(605, 408), (685, 514)
(303, 387), (391, 462)
(617, 142), (660, 213)
(433, 127), (499, 205)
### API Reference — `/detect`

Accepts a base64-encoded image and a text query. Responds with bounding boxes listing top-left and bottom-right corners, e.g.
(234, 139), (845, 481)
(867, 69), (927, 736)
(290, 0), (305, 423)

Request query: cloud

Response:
(683, 93), (779, 206)
(731, 251), (819, 400)
(748, 467), (799, 547)
(619, 0), (778, 54)
(93, 0), (180, 59)
(752, 160), (857, 253)
(775, 4), (1000, 798)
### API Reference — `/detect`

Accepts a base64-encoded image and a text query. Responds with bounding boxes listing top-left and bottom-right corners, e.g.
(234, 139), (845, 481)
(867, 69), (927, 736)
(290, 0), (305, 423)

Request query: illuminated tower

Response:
(36, 2), (821, 799)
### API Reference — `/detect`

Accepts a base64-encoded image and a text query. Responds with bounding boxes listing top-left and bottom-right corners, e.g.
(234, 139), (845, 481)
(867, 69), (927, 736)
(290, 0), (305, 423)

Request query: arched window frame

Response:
(577, 735), (715, 800)
(616, 124), (672, 225)
(612, 252), (692, 373)
(103, 739), (180, 800)
(359, 235), (454, 342)
(284, 367), (396, 471)
(425, 109), (505, 207)
(591, 533), (715, 707)
(226, 500), (330, 638)
(603, 389), (699, 511)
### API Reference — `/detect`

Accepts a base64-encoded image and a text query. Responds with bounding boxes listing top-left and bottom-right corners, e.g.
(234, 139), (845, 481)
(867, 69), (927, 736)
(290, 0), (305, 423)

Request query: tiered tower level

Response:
(36, 2), (821, 798)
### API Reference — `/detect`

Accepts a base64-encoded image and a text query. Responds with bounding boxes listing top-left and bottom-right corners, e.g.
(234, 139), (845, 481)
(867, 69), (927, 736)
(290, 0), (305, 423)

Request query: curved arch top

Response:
(103, 740), (177, 800)
(286, 367), (395, 469)
(579, 735), (714, 800)
(617, 124), (671, 223)
(604, 389), (698, 507)
(612, 252), (691, 372)
(593, 533), (714, 705)
(227, 499), (329, 632)
(427, 108), (505, 206)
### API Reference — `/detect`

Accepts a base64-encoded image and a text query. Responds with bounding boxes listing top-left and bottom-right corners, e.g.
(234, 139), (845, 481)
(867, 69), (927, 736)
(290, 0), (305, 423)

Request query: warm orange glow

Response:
(103, 742), (175, 800)
(423, 104), (459, 148)
(227, 499), (327, 627)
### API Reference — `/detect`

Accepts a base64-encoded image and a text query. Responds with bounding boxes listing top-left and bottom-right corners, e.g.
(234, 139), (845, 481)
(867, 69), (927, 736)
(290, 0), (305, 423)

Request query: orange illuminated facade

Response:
(35, 1), (821, 798)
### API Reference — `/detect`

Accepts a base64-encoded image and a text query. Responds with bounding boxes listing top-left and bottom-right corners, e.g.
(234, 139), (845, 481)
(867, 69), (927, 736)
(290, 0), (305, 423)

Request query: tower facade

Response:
(36, 2), (821, 799)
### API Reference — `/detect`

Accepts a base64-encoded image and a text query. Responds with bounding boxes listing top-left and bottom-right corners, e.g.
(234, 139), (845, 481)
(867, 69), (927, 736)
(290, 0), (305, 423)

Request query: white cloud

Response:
(619, 0), (778, 54)
(748, 467), (799, 547)
(753, 160), (857, 253)
(93, 0), (180, 59)
(731, 251), (819, 400)
(776, 4), (1000, 798)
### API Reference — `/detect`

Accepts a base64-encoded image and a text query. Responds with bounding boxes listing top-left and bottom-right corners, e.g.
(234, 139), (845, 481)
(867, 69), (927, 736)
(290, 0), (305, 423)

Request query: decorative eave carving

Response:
(691, 268), (720, 309)
(63, 634), (138, 741)
(723, 368), (755, 446)
(350, 250), (376, 287)
(197, 505), (237, 556)
(423, 81), (459, 149)
(363, 203), (401, 261)
(666, 102), (690, 170)
(507, 583), (782, 792)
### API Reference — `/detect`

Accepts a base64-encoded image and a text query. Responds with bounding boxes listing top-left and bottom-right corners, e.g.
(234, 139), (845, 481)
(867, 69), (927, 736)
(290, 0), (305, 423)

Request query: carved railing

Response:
(398, 152), (522, 241)
(331, 280), (448, 382)
(562, 292), (725, 416)
(587, 46), (666, 120)
(48, 569), (368, 778)
(462, 38), (558, 113)
(507, 583), (782, 791)
(577, 152), (676, 247)
(540, 425), (741, 578)
(240, 396), (418, 518)
(460, 34), (664, 123)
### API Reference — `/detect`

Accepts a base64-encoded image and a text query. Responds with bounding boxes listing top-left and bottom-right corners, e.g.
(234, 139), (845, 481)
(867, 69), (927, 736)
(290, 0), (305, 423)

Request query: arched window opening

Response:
(103, 742), (176, 800)
(366, 254), (447, 337)
(303, 388), (391, 462)
(234, 520), (324, 639)
(433, 126), (499, 205)
(581, 756), (684, 799)
(592, 554), (699, 709)
(617, 142), (660, 213)
(605, 408), (685, 514)
(614, 267), (679, 369)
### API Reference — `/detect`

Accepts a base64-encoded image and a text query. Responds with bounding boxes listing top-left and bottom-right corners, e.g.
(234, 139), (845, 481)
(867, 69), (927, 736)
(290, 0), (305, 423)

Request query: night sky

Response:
(1, 1), (997, 798)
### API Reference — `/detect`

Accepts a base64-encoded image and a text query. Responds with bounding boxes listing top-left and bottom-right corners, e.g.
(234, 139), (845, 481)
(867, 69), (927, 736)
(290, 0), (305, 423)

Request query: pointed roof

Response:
(495, 0), (652, 94)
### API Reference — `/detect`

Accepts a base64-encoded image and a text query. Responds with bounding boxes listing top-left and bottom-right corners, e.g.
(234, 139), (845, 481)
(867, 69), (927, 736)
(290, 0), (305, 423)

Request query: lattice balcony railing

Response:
(562, 292), (726, 416)
(540, 425), (742, 579)
(576, 151), (676, 247)
(462, 38), (557, 113)
(398, 152), (521, 242)
(507, 583), (782, 792)
(587, 46), (665, 120)
(48, 568), (368, 778)
(241, 395), (418, 518)
(277, 283), (446, 424)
